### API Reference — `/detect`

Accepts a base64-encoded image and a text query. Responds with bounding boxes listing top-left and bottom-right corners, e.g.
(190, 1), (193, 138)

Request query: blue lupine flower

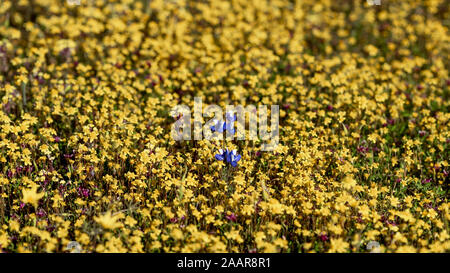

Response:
(215, 148), (241, 167)
(215, 148), (226, 161)
(225, 122), (235, 134)
(210, 119), (226, 133)
(211, 112), (237, 134)
(225, 112), (236, 134)
(225, 111), (236, 122)
(228, 149), (241, 167)
(210, 120), (217, 132)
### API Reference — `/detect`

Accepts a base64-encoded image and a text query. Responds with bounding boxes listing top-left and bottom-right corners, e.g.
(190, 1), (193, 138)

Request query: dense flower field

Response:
(0, 0), (449, 253)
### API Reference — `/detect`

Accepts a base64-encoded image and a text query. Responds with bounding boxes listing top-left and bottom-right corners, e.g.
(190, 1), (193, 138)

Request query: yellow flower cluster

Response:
(0, 0), (448, 253)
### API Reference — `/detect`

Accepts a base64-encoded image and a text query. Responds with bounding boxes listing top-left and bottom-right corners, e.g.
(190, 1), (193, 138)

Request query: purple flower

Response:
(357, 146), (369, 154)
(418, 130), (427, 137)
(211, 119), (226, 133)
(386, 220), (397, 226)
(59, 47), (71, 59)
(225, 111), (236, 122)
(225, 122), (235, 135)
(53, 136), (61, 142)
(215, 149), (225, 161)
(319, 233), (328, 242)
(215, 149), (241, 167)
(37, 209), (46, 218)
(227, 150), (241, 167)
(225, 213), (237, 222)
(26, 166), (33, 173)
(422, 178), (432, 184)
(16, 166), (24, 175)
(210, 112), (236, 135)
(78, 187), (90, 198)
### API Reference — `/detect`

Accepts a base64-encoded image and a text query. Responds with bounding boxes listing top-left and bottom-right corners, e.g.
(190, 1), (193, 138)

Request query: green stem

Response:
(22, 82), (27, 109)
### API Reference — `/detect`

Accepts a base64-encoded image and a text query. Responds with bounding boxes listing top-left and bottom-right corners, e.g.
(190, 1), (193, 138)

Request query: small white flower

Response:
(66, 241), (82, 253)
(366, 241), (381, 253)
